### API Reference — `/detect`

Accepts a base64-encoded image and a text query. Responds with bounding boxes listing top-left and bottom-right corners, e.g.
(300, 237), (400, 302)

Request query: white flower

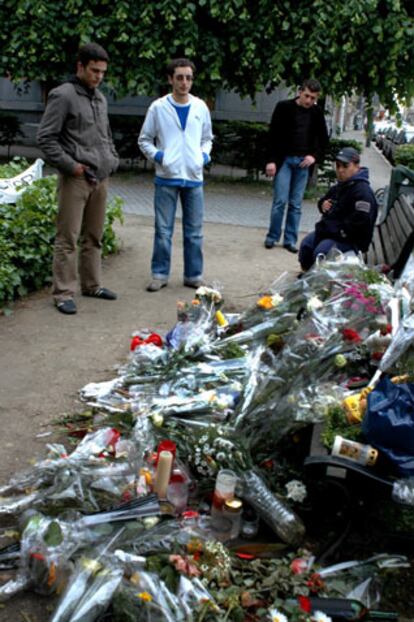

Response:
(195, 286), (222, 303)
(151, 412), (164, 428)
(200, 435), (208, 443)
(285, 479), (307, 503)
(215, 438), (233, 448)
(216, 452), (226, 462)
(203, 444), (211, 453)
(271, 293), (284, 307)
(307, 295), (324, 311)
(312, 612), (332, 622)
(268, 609), (288, 622)
(143, 516), (160, 529)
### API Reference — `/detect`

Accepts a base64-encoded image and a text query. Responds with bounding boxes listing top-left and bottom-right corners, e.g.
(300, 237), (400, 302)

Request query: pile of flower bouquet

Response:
(0, 254), (412, 620)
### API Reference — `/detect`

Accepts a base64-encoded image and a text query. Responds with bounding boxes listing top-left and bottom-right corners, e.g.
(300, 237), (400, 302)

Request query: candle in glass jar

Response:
(154, 450), (173, 498)
(212, 469), (237, 514)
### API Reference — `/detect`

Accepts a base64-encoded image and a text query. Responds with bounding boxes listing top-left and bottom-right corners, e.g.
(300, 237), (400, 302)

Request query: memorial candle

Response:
(154, 450), (173, 499)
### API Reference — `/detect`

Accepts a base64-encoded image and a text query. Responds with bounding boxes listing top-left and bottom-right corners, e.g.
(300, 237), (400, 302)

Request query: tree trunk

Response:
(365, 99), (373, 148)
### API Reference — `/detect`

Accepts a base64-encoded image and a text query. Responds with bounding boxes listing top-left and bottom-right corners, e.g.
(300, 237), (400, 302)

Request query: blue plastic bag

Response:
(362, 375), (414, 477)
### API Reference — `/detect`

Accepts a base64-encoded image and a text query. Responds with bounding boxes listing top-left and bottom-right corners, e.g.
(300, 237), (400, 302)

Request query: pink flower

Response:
(290, 557), (308, 574)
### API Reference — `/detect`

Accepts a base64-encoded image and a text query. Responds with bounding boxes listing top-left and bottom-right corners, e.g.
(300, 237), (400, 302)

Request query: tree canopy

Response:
(0, 0), (413, 110)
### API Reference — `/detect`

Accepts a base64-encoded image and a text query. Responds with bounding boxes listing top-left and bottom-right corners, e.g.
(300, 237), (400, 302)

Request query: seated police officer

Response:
(299, 147), (378, 271)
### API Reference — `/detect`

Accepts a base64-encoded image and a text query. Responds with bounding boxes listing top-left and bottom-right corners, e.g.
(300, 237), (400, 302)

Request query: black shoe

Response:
(183, 278), (204, 289)
(83, 287), (117, 300)
(264, 239), (275, 249)
(283, 244), (298, 254)
(56, 299), (77, 314)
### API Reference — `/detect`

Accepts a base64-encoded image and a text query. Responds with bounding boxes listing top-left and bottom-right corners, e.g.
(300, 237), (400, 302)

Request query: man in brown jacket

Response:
(38, 43), (119, 314)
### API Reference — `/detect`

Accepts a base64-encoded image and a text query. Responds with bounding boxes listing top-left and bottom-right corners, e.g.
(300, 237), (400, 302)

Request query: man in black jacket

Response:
(299, 147), (378, 271)
(38, 43), (119, 314)
(265, 79), (328, 253)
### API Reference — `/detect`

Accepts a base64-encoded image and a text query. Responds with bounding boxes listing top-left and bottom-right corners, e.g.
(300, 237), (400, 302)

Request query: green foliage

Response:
(394, 144), (414, 170)
(321, 404), (363, 449)
(318, 138), (363, 187)
(0, 1), (412, 109)
(102, 195), (124, 256)
(212, 120), (268, 179)
(0, 157), (29, 178)
(0, 175), (123, 307)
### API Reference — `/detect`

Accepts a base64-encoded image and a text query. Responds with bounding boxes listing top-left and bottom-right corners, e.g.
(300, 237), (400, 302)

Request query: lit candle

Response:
(154, 450), (173, 499)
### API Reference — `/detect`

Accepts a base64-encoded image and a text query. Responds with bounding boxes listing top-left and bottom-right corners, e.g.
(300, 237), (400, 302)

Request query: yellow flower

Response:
(136, 591), (153, 602)
(257, 295), (274, 310)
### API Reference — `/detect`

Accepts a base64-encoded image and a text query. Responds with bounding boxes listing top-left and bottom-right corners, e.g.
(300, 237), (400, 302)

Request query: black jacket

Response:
(315, 167), (378, 252)
(266, 97), (329, 169)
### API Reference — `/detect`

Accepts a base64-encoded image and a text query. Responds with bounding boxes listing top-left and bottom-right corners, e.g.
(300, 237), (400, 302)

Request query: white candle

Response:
(154, 450), (173, 499)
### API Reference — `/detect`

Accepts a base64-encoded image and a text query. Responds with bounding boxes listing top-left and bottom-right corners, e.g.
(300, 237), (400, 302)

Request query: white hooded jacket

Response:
(138, 94), (213, 184)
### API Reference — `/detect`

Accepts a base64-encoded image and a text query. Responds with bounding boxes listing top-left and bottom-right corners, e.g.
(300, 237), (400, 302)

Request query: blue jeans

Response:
(266, 156), (309, 246)
(151, 184), (204, 281)
(299, 232), (357, 271)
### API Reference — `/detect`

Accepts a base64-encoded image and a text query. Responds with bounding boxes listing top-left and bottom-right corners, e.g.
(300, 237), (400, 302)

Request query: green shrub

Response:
(102, 195), (124, 256)
(394, 144), (414, 170)
(0, 175), (124, 307)
(211, 120), (268, 179)
(318, 138), (363, 187)
(0, 157), (29, 178)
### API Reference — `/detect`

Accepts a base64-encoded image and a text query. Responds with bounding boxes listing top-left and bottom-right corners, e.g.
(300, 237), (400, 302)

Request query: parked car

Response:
(382, 127), (398, 160)
(388, 129), (407, 164)
(374, 121), (395, 150)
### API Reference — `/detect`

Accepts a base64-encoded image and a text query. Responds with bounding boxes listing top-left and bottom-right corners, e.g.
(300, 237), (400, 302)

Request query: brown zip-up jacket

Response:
(37, 79), (119, 181)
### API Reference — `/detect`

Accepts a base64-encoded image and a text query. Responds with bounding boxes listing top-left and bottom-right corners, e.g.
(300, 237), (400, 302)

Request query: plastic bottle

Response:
(392, 477), (414, 506)
(240, 506), (259, 539)
(331, 436), (378, 467)
(293, 596), (398, 620)
(240, 470), (305, 545)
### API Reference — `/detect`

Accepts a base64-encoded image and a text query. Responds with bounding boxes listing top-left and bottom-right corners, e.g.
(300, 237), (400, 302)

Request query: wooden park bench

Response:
(365, 165), (414, 279)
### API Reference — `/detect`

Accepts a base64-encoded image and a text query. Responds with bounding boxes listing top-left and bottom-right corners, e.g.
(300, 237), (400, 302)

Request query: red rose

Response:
(298, 595), (312, 613)
(342, 328), (362, 343)
(130, 335), (144, 351)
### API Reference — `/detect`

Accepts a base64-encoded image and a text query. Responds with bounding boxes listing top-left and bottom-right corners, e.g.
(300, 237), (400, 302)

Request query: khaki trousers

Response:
(52, 175), (108, 302)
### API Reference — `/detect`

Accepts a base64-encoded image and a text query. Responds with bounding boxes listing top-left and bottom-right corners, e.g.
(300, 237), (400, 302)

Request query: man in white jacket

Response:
(138, 58), (213, 292)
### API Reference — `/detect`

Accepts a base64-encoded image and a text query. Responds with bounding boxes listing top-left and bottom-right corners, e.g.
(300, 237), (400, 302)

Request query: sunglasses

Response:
(175, 74), (194, 82)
